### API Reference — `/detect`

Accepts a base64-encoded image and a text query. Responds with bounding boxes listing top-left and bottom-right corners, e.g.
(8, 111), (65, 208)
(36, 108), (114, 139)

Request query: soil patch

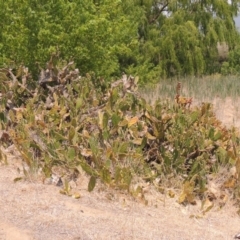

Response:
(0, 153), (240, 240)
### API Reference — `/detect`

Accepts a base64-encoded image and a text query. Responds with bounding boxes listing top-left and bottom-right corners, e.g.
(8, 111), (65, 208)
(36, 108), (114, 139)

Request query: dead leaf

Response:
(72, 193), (81, 199)
(146, 132), (156, 140)
(223, 177), (236, 188)
(202, 198), (214, 214)
(81, 148), (92, 157)
(168, 190), (175, 198)
(128, 116), (138, 128)
(132, 138), (142, 145)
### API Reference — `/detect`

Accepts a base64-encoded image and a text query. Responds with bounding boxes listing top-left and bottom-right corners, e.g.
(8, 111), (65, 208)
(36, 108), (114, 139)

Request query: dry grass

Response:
(140, 74), (240, 128)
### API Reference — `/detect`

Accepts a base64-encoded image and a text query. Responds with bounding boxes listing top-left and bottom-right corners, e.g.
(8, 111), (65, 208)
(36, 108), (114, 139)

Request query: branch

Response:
(149, 2), (169, 24)
(8, 69), (34, 96)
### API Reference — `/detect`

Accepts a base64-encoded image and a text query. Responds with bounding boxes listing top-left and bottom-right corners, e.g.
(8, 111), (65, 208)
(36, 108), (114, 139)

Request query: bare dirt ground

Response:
(1, 98), (240, 240)
(212, 97), (240, 129)
(1, 156), (240, 240)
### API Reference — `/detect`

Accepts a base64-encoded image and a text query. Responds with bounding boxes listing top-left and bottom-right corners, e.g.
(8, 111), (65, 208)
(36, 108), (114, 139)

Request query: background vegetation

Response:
(1, 0), (240, 82)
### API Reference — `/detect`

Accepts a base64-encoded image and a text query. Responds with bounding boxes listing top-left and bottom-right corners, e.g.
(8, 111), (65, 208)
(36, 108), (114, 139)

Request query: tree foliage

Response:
(0, 0), (240, 81)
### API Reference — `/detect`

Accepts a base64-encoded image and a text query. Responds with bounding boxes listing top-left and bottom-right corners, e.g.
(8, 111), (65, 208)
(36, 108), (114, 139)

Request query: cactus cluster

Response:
(0, 58), (240, 205)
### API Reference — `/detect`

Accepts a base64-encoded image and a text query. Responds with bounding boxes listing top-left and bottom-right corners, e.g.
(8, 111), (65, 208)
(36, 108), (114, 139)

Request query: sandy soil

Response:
(1, 97), (240, 240)
(211, 97), (240, 129)
(0, 149), (240, 240)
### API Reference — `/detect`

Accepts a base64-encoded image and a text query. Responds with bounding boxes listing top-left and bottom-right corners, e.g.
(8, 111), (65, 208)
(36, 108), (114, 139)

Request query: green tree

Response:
(132, 0), (240, 79)
(0, 0), (141, 79)
(0, 0), (239, 81)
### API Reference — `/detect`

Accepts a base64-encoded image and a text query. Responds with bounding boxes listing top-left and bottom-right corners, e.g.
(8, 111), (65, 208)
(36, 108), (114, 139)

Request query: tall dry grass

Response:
(140, 74), (240, 128)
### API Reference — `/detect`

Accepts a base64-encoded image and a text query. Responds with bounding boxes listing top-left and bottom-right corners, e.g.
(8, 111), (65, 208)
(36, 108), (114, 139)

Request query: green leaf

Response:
(89, 137), (99, 156)
(50, 130), (67, 141)
(100, 168), (111, 184)
(88, 176), (96, 192)
(118, 142), (129, 153)
(67, 147), (75, 161)
(189, 111), (199, 125)
(71, 118), (77, 128)
(79, 161), (94, 175)
(111, 113), (121, 127)
(213, 131), (222, 141)
(76, 97), (83, 110)
(103, 129), (110, 140)
(0, 112), (7, 123)
(208, 128), (215, 140)
(98, 112), (108, 130)
(14, 177), (23, 183)
(68, 126), (75, 142)
(103, 112), (108, 130)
